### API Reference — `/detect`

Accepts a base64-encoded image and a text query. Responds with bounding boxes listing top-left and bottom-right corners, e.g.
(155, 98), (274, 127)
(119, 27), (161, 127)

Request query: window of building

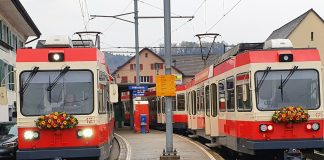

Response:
(145, 53), (148, 58)
(140, 76), (150, 83)
(226, 77), (235, 112)
(311, 32), (314, 41)
(121, 76), (128, 83)
(8, 65), (14, 91)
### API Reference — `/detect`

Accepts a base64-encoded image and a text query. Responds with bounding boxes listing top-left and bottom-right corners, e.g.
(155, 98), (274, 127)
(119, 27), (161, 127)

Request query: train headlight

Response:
(77, 128), (94, 138)
(267, 124), (273, 131)
(48, 52), (64, 62)
(306, 124), (312, 130)
(259, 124), (268, 132)
(312, 123), (320, 131)
(24, 131), (39, 140)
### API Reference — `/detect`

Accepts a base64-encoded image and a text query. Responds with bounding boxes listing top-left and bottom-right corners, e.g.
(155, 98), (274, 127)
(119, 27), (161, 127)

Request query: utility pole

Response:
(160, 0), (179, 159)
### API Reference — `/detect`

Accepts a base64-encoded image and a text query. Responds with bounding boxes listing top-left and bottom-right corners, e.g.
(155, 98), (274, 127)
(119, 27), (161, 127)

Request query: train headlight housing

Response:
(259, 124), (268, 132)
(312, 123), (320, 131)
(77, 128), (94, 138)
(48, 52), (64, 62)
(24, 131), (40, 140)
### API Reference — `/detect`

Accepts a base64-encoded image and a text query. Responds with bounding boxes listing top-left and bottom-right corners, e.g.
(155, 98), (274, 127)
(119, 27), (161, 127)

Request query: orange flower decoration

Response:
(35, 112), (78, 130)
(272, 106), (309, 123)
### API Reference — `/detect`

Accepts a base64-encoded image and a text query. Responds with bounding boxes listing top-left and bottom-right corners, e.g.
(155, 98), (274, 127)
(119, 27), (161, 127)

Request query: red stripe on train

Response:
(18, 122), (113, 150)
(173, 114), (187, 123)
(217, 119), (323, 141)
(17, 48), (105, 63)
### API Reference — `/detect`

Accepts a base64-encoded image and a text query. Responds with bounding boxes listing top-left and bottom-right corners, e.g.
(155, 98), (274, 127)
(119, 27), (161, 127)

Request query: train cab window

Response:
(172, 96), (176, 111)
(236, 73), (252, 111)
(205, 85), (210, 116)
(177, 93), (185, 111)
(99, 85), (108, 114)
(186, 92), (190, 112)
(192, 91), (197, 115)
(218, 81), (226, 112)
(20, 70), (94, 116)
(162, 97), (166, 113)
(226, 77), (235, 112)
(255, 69), (320, 111)
(211, 83), (217, 117)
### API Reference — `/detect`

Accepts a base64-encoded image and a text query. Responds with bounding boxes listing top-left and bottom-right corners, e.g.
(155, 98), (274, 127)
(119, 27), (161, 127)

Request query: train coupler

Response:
(284, 148), (305, 160)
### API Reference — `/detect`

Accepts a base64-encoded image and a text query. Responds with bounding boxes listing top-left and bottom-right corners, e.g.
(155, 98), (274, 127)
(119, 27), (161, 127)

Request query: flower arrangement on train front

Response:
(272, 106), (309, 123)
(35, 112), (78, 130)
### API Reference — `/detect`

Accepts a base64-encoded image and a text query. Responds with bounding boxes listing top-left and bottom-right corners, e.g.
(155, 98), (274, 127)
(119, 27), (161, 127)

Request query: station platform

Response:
(115, 127), (222, 160)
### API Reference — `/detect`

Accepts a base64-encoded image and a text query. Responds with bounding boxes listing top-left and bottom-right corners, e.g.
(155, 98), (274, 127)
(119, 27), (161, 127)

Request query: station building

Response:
(0, 0), (41, 122)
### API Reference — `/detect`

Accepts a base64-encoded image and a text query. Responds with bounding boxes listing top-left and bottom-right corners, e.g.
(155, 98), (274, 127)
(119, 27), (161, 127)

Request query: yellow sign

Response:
(156, 75), (176, 96)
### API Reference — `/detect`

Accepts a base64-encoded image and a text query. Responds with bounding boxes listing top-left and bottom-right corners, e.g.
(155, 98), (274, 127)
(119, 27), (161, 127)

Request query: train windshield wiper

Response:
(47, 66), (70, 91)
(278, 66), (298, 101)
(278, 66), (298, 90)
(19, 66), (39, 95)
(256, 67), (271, 92)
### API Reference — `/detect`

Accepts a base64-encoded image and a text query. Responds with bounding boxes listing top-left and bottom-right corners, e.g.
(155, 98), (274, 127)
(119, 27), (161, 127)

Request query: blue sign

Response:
(133, 93), (144, 97)
(133, 90), (145, 94)
(128, 85), (148, 91)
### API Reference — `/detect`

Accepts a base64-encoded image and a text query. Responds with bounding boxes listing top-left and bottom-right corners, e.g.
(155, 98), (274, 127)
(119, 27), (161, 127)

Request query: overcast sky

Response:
(21, 0), (324, 53)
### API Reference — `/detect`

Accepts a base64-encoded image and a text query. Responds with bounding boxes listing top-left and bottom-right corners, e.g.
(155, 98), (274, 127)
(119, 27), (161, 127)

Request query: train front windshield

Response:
(20, 70), (94, 116)
(255, 69), (320, 111)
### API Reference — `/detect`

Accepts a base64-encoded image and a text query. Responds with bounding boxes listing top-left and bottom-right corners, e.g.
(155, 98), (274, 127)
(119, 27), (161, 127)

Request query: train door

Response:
(191, 90), (198, 130)
(218, 80), (226, 136)
(187, 91), (192, 129)
(197, 86), (205, 130)
(204, 84), (211, 135)
(209, 83), (219, 136)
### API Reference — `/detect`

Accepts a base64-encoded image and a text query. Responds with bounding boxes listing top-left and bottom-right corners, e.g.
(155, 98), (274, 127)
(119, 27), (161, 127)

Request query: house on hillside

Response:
(112, 48), (184, 86)
(267, 9), (324, 62)
(0, 0), (41, 122)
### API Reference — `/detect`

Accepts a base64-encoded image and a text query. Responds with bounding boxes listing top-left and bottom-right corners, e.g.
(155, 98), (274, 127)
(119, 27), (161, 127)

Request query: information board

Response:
(156, 75), (176, 96)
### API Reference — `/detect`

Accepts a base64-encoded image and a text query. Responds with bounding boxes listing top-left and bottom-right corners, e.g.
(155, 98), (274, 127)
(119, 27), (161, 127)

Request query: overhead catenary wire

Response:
(101, 0), (133, 33)
(149, 0), (206, 46)
(207, 0), (243, 32)
(138, 0), (180, 16)
(78, 0), (88, 31)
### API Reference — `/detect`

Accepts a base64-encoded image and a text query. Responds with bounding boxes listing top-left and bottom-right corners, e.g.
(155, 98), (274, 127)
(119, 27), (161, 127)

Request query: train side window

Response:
(192, 91), (197, 115)
(172, 96), (176, 111)
(236, 73), (252, 111)
(162, 97), (166, 114)
(177, 93), (185, 111)
(211, 83), (217, 117)
(98, 86), (107, 114)
(205, 85), (210, 116)
(157, 98), (161, 113)
(218, 80), (226, 112)
(200, 87), (205, 114)
(226, 77), (235, 112)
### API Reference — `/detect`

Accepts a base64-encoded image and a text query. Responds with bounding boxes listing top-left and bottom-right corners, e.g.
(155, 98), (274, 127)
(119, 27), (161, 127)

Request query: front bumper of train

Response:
(246, 139), (324, 150)
(16, 146), (103, 160)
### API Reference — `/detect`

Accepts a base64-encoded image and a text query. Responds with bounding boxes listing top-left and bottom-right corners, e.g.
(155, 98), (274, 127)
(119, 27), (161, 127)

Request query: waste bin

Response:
(140, 114), (147, 134)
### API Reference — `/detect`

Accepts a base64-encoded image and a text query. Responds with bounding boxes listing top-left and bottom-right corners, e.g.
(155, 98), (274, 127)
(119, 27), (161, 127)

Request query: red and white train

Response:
(16, 36), (117, 160)
(125, 39), (324, 157)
